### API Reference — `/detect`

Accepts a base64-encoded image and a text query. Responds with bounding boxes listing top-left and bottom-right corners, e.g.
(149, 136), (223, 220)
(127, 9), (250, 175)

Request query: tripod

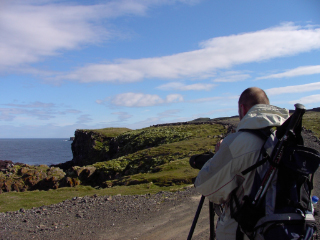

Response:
(187, 195), (215, 240)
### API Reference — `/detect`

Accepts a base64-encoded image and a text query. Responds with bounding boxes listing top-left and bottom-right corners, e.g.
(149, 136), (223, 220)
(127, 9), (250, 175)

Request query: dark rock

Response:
(70, 130), (114, 167)
(50, 160), (74, 171)
(0, 160), (14, 169)
(61, 177), (80, 187)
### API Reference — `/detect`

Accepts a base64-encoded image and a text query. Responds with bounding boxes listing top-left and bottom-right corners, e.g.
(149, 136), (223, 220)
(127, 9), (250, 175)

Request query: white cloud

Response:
(257, 65), (320, 80)
(110, 92), (184, 107)
(111, 93), (163, 107)
(289, 94), (320, 105)
(189, 96), (224, 103)
(157, 82), (215, 91)
(266, 82), (320, 96)
(192, 107), (236, 119)
(4, 101), (55, 108)
(189, 95), (238, 103)
(124, 109), (184, 129)
(112, 112), (133, 121)
(158, 109), (181, 117)
(76, 114), (93, 124)
(0, 2), (105, 69)
(213, 73), (251, 82)
(58, 23), (320, 83)
(0, 101), (81, 121)
(0, 0), (197, 71)
(166, 94), (184, 103)
(0, 122), (110, 138)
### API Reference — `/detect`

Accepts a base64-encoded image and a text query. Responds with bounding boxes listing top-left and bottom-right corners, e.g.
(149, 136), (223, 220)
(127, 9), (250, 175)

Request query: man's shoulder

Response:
(238, 128), (273, 141)
(225, 130), (266, 154)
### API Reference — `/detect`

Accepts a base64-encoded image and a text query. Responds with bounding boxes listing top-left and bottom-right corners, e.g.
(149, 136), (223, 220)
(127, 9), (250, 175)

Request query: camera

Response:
(189, 151), (214, 170)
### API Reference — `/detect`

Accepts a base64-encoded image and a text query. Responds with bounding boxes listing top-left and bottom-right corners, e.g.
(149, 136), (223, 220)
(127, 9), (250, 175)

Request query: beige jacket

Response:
(194, 104), (289, 240)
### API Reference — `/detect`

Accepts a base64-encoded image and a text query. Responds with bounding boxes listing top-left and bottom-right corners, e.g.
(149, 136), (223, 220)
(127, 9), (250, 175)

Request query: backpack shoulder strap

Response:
(238, 127), (273, 141)
(238, 127), (274, 175)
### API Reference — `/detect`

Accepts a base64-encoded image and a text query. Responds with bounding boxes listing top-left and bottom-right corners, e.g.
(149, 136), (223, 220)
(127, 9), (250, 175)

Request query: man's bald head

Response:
(238, 87), (270, 120)
(239, 87), (270, 109)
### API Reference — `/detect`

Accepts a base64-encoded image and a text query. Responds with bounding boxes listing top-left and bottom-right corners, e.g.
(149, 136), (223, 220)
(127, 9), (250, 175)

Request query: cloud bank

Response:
(289, 94), (320, 105)
(58, 23), (320, 83)
(97, 93), (184, 107)
(266, 82), (320, 96)
(0, 0), (197, 71)
(257, 65), (320, 80)
(157, 82), (216, 91)
(0, 101), (81, 121)
(2, 0), (320, 86)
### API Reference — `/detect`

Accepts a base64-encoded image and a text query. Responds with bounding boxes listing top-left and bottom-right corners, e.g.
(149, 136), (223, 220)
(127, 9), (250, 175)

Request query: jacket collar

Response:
(236, 104), (289, 132)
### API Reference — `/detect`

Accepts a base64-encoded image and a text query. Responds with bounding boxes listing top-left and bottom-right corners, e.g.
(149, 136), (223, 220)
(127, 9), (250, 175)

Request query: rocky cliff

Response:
(71, 130), (115, 166)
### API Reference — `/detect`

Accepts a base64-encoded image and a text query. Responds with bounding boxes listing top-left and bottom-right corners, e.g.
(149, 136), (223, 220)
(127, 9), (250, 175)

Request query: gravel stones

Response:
(0, 186), (197, 239)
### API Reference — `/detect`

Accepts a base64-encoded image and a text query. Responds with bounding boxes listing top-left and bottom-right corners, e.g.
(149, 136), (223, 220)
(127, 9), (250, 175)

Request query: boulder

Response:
(62, 177), (80, 187)
(38, 176), (60, 190)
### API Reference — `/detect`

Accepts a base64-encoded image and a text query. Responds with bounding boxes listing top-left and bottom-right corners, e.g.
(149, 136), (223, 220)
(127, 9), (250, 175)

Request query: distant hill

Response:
(307, 107), (320, 112)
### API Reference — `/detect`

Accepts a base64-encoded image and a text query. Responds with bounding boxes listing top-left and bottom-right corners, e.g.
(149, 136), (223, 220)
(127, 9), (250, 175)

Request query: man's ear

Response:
(239, 104), (249, 120)
(241, 104), (249, 117)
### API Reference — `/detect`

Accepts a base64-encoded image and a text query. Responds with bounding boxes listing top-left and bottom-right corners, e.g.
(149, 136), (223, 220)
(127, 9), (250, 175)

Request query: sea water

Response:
(0, 138), (73, 166)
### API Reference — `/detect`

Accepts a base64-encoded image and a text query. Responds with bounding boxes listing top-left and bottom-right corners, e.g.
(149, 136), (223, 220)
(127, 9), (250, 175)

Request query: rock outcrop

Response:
(0, 163), (67, 193)
(71, 130), (115, 167)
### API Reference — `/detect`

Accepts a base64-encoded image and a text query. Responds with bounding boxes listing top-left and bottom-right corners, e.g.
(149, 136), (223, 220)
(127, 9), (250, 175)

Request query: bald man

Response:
(195, 87), (289, 240)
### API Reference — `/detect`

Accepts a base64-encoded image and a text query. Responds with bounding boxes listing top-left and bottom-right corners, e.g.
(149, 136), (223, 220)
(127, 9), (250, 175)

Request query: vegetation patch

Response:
(113, 125), (194, 157)
(80, 127), (132, 138)
(3, 110), (319, 212)
(0, 184), (192, 213)
(303, 111), (320, 138)
(91, 124), (225, 186)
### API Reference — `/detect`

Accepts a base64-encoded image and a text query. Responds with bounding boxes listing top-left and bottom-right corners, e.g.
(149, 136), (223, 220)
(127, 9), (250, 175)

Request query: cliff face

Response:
(71, 130), (116, 166)
(70, 122), (233, 168)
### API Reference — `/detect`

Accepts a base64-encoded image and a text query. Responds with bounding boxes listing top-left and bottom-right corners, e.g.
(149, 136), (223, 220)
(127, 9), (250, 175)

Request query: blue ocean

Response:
(0, 138), (73, 166)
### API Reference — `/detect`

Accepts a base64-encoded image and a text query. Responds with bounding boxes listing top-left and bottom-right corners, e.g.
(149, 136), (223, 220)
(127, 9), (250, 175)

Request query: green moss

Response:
(91, 123), (225, 186)
(94, 158), (129, 174)
(303, 111), (320, 138)
(93, 140), (109, 152)
(114, 158), (199, 187)
(82, 127), (131, 138)
(113, 126), (194, 156)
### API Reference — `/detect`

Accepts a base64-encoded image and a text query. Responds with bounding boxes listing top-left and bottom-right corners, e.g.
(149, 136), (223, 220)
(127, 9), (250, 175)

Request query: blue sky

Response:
(1, 0), (320, 138)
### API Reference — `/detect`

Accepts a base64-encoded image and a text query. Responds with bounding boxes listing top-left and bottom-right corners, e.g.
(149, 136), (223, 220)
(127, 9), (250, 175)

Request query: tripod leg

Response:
(187, 195), (205, 240)
(209, 201), (215, 240)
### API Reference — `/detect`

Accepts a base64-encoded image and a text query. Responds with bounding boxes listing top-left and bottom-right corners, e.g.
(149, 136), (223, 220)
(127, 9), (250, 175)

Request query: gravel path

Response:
(1, 129), (320, 240)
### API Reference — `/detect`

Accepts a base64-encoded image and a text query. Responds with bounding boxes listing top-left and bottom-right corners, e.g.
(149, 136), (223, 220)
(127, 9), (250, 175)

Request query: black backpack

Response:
(230, 104), (320, 240)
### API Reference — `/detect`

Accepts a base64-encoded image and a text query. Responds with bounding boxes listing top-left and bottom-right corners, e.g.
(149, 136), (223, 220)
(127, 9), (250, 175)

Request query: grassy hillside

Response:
(92, 123), (226, 187)
(1, 110), (319, 213)
(303, 111), (320, 138)
(0, 123), (228, 212)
